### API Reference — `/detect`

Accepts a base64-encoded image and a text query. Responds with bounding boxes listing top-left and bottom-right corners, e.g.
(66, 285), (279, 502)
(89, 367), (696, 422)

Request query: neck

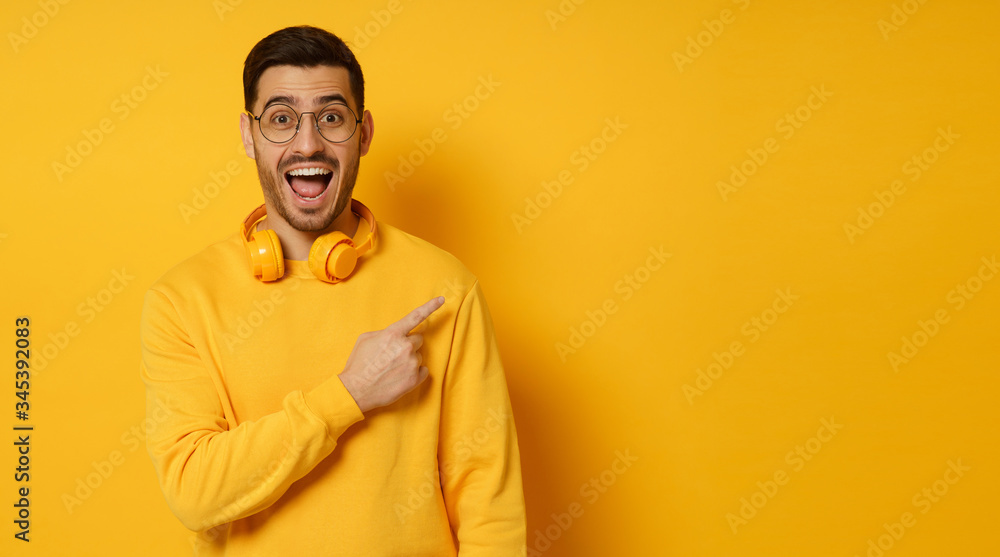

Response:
(258, 203), (361, 261)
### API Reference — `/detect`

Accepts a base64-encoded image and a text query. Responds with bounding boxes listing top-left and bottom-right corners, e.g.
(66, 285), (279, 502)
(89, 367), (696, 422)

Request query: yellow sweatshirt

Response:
(139, 203), (525, 556)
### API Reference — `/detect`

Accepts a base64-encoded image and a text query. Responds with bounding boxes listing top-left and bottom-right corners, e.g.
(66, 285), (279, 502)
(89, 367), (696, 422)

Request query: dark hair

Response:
(243, 25), (365, 114)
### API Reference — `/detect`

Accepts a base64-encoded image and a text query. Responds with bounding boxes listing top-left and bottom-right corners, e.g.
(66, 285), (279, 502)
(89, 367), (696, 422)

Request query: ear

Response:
(240, 112), (256, 160)
(358, 109), (374, 157)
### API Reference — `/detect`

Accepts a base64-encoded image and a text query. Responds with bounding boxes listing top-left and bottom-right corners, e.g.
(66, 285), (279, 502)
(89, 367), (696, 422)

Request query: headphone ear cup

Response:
(309, 232), (358, 283)
(247, 228), (285, 281)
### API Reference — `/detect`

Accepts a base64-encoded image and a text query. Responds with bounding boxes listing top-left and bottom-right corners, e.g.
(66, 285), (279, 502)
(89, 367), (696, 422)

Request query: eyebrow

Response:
(263, 93), (349, 110)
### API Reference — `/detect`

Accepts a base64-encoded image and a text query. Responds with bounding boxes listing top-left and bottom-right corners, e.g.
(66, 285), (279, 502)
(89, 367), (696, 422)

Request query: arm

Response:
(139, 288), (364, 532)
(438, 280), (526, 555)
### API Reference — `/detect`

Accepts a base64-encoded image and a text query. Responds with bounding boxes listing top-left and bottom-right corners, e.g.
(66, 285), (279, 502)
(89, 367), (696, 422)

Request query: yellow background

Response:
(3, 0), (998, 555)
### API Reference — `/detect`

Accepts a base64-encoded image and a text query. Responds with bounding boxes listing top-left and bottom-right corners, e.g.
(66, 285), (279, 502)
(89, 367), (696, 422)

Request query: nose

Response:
(291, 112), (325, 156)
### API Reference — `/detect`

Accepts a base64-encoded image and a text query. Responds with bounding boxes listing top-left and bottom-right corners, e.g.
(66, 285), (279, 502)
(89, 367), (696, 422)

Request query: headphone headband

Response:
(348, 199), (377, 256)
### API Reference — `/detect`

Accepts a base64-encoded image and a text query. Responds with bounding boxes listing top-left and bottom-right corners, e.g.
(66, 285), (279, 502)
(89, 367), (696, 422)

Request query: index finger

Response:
(389, 296), (445, 334)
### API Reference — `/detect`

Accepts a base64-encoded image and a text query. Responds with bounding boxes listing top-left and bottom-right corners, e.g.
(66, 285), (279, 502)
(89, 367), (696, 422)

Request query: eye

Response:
(266, 107), (296, 129)
(319, 105), (349, 126)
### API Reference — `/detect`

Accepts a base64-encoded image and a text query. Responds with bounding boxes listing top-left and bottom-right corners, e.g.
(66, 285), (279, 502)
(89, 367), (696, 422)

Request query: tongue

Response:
(289, 175), (328, 198)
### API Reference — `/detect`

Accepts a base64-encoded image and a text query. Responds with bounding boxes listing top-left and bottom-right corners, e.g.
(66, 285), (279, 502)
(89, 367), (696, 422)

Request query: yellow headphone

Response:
(240, 199), (378, 283)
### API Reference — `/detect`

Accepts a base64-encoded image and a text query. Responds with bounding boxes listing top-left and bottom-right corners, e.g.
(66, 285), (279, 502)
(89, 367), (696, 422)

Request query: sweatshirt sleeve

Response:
(438, 280), (527, 555)
(139, 287), (365, 532)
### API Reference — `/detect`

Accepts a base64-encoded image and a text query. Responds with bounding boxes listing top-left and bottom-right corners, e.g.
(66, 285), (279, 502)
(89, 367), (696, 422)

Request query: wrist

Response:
(337, 373), (368, 413)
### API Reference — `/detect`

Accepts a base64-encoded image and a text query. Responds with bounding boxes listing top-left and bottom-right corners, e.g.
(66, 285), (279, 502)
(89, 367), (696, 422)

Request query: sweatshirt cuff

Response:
(302, 375), (365, 439)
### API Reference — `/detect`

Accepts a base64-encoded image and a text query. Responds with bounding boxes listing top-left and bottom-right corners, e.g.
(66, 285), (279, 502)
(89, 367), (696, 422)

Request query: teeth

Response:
(287, 167), (331, 176)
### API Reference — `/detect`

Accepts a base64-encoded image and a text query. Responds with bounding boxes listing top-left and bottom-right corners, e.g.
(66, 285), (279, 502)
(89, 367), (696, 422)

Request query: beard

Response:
(254, 146), (360, 232)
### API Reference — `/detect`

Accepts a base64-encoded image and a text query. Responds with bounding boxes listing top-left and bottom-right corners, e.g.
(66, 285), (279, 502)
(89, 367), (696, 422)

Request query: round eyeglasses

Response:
(248, 102), (362, 144)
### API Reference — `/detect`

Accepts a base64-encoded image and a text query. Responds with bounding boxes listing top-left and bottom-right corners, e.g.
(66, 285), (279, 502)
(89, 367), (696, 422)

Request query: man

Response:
(139, 25), (525, 555)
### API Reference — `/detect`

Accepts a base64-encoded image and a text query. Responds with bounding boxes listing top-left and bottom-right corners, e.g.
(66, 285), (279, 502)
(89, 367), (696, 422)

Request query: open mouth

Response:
(285, 167), (334, 201)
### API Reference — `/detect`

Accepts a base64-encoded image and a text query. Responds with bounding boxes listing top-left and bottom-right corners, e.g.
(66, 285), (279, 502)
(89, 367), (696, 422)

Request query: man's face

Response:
(240, 65), (373, 232)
